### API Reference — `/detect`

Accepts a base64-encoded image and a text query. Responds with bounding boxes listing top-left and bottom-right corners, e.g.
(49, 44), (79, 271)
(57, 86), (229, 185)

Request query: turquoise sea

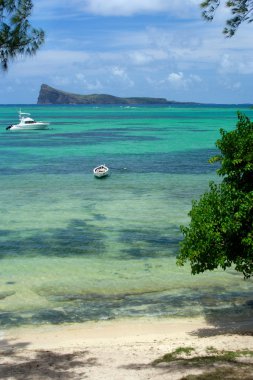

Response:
(1, 104), (253, 328)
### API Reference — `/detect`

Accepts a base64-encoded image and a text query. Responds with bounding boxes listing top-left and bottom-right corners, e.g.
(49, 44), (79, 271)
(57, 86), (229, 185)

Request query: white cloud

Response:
(83, 0), (168, 16)
(35, 0), (200, 18)
(219, 53), (253, 75)
(74, 74), (103, 91)
(220, 54), (234, 72)
(112, 66), (126, 78)
(164, 72), (202, 89)
(167, 72), (186, 88)
(84, 0), (201, 17)
(128, 49), (168, 65)
(111, 66), (134, 87)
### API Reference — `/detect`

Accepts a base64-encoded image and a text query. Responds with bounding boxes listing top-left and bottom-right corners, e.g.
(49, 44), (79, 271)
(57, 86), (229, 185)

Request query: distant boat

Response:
(6, 110), (50, 131)
(93, 164), (110, 178)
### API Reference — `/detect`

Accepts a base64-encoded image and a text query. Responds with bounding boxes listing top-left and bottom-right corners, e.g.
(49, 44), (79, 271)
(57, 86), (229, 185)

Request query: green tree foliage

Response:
(200, 0), (253, 36)
(0, 0), (44, 70)
(177, 113), (253, 278)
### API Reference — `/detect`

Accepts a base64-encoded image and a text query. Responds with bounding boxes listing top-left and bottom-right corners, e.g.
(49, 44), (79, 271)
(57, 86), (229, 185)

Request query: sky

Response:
(0, 0), (253, 104)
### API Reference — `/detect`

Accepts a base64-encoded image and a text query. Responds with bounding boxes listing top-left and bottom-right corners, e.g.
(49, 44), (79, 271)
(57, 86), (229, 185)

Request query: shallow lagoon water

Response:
(0, 104), (253, 328)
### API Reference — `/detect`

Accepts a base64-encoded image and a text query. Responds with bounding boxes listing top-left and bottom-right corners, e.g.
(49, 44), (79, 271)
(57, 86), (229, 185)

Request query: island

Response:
(37, 84), (195, 105)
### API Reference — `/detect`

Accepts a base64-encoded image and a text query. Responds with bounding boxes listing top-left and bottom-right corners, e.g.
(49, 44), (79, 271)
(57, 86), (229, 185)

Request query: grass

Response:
(152, 346), (195, 365)
(152, 346), (253, 379)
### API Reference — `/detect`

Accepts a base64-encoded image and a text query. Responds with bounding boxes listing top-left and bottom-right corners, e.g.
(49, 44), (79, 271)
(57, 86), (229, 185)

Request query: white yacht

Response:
(6, 110), (50, 131)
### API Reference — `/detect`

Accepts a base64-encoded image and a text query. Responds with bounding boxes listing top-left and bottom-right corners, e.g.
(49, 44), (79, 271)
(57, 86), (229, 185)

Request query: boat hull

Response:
(94, 172), (109, 178)
(93, 165), (110, 178)
(8, 123), (49, 131)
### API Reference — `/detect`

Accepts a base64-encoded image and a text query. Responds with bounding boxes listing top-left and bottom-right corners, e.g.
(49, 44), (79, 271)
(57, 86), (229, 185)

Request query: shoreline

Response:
(2, 316), (208, 350)
(1, 316), (253, 379)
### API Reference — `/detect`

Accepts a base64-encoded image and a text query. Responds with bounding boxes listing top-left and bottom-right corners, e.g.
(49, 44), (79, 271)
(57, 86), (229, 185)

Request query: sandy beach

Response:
(1, 316), (253, 379)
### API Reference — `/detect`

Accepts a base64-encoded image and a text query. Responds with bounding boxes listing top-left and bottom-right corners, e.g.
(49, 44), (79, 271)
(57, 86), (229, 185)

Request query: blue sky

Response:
(1, 0), (253, 104)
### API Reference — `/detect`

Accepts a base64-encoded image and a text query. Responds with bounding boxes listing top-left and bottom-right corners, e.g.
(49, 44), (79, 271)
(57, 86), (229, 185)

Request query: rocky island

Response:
(37, 84), (192, 105)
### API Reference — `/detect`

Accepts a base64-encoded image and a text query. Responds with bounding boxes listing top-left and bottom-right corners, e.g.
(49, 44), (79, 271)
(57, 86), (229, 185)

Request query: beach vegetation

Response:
(152, 346), (195, 364)
(153, 347), (253, 379)
(153, 347), (253, 365)
(200, 0), (253, 37)
(0, 0), (44, 70)
(177, 112), (253, 278)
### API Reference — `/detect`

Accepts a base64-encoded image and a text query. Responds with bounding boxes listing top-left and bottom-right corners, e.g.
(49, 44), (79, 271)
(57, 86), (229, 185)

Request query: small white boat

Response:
(6, 110), (50, 131)
(93, 164), (110, 178)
